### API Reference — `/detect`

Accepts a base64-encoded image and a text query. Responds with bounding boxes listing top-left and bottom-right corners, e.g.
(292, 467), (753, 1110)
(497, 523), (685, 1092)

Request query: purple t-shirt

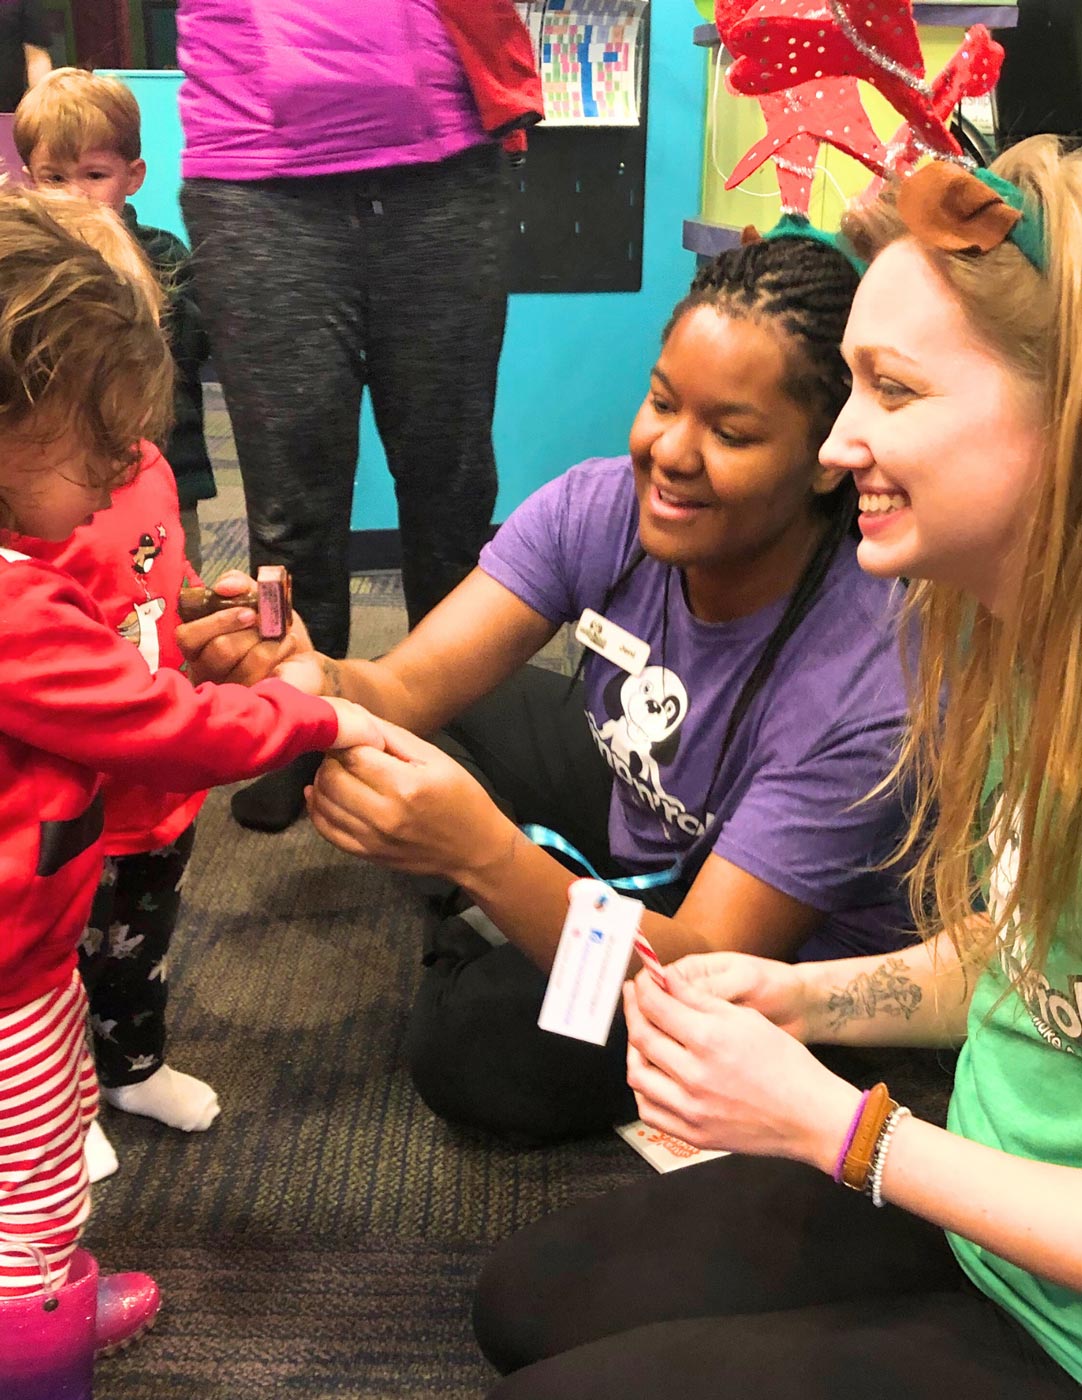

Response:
(480, 457), (915, 961)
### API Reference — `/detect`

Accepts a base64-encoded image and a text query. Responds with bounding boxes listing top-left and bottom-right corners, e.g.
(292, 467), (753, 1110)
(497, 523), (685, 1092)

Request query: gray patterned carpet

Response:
(88, 389), (644, 1399)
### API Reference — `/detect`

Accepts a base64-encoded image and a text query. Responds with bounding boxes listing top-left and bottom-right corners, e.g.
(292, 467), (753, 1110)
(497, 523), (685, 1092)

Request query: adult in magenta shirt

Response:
(176, 0), (533, 831)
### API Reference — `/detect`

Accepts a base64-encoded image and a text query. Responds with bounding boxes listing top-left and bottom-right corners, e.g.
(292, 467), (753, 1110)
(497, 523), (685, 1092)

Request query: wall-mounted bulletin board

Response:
(510, 0), (650, 293)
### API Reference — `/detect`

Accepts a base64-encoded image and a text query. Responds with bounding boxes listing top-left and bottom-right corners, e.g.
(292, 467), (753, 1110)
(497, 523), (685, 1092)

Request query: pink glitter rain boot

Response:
(0, 1245), (96, 1400)
(94, 1266), (160, 1356)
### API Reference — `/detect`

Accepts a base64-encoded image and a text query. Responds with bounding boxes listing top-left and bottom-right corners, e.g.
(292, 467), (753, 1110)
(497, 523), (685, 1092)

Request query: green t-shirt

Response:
(947, 798), (1082, 1383)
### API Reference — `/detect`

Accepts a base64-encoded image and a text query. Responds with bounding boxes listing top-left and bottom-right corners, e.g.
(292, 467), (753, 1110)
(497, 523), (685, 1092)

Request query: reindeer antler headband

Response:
(714, 0), (1048, 275)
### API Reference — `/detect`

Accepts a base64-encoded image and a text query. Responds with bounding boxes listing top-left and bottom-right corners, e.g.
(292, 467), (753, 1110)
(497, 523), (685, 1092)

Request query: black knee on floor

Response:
(405, 926), (636, 1148)
(405, 974), (559, 1147)
(472, 1233), (538, 1376)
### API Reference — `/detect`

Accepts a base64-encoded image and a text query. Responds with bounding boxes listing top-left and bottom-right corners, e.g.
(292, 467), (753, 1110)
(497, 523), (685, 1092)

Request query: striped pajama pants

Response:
(0, 974), (97, 1297)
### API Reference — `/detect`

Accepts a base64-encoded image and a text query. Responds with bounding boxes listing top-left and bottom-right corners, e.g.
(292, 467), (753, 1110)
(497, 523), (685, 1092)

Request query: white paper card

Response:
(575, 608), (650, 676)
(615, 1120), (731, 1173)
(538, 879), (643, 1046)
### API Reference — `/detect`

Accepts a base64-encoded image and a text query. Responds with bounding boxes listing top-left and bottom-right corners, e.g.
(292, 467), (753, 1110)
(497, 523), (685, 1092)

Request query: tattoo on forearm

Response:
(826, 957), (923, 1030)
(322, 658), (344, 698)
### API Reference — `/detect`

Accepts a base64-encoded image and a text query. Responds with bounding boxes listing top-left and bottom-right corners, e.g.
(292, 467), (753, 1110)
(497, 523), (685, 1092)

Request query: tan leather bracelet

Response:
(842, 1082), (898, 1192)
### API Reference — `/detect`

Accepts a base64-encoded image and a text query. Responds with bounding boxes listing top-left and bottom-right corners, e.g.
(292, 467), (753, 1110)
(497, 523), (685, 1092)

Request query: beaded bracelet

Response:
(869, 1106), (911, 1208)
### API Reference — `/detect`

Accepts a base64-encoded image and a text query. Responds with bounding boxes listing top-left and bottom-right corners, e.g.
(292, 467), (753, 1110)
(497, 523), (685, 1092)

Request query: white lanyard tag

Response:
(538, 879), (644, 1046)
(575, 608), (650, 676)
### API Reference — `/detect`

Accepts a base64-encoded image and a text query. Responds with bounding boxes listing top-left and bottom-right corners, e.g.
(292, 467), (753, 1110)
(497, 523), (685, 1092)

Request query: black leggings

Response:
(406, 666), (954, 1146)
(473, 1155), (1077, 1398)
(181, 143), (509, 646)
(405, 666), (688, 1146)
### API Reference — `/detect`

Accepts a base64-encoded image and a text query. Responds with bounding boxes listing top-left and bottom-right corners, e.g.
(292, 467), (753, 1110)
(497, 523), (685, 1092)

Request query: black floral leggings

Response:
(77, 824), (196, 1088)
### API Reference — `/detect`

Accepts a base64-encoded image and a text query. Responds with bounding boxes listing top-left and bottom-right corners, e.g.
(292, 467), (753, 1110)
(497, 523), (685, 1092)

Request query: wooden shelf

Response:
(693, 5), (1019, 46)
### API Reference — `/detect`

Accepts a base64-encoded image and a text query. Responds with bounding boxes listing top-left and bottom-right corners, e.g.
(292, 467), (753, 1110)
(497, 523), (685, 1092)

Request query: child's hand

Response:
(306, 721), (511, 884)
(323, 697), (386, 752)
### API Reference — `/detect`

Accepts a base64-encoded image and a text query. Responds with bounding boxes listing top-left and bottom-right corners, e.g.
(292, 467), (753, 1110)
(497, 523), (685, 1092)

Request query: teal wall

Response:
(108, 6), (705, 532)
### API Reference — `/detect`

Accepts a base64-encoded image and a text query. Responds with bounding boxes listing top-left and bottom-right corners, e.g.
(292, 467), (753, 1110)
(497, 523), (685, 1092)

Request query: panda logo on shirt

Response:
(596, 667), (687, 794)
(588, 666), (708, 839)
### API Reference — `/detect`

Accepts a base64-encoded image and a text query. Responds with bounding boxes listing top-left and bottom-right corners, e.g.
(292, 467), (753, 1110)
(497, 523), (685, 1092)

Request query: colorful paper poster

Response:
(517, 0), (649, 127)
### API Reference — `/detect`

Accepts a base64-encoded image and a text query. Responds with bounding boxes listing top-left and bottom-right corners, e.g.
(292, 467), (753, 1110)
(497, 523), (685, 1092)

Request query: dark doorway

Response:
(70, 0), (132, 69)
(996, 0), (1082, 142)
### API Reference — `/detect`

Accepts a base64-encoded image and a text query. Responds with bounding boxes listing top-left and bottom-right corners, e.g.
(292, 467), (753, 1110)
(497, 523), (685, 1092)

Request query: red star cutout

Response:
(726, 78), (887, 214)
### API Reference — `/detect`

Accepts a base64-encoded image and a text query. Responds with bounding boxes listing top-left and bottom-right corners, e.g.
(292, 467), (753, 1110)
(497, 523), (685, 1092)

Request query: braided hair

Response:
(667, 234), (858, 442)
(572, 235), (862, 799)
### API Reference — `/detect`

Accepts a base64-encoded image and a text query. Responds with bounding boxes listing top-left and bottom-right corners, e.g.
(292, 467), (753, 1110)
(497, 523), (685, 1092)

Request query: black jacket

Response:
(124, 206), (216, 508)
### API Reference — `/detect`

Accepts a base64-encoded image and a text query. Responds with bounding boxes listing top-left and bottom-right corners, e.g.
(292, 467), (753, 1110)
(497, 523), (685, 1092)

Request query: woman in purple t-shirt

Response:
(181, 235), (919, 1145)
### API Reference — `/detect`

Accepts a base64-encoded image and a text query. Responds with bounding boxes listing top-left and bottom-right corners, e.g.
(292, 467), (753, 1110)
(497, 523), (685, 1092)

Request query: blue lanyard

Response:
(522, 824), (685, 892)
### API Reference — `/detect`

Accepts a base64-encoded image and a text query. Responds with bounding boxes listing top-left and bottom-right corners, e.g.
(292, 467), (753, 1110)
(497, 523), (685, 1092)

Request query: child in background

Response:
(15, 197), (217, 1184)
(0, 189), (378, 1332)
(14, 66), (215, 571)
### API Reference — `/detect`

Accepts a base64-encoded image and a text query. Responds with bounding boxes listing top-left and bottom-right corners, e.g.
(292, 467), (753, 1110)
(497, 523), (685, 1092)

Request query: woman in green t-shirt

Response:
(473, 134), (1082, 1399)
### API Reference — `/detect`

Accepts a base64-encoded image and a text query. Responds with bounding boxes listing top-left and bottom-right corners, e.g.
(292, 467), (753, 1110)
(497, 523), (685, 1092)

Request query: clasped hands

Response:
(175, 571), (513, 883)
(306, 726), (512, 883)
(178, 576), (863, 1166)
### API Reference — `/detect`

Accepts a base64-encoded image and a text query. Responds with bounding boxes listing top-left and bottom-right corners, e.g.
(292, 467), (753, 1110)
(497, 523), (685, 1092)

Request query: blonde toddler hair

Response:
(0, 188), (172, 525)
(13, 67), (142, 167)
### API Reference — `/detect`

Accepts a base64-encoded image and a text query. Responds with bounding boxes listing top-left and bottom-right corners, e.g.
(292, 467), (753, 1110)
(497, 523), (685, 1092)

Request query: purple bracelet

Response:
(832, 1089), (870, 1184)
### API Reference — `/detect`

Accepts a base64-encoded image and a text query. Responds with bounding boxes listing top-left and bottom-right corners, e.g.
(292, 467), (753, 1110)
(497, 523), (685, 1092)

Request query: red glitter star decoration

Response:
(727, 79), (888, 210)
(714, 0), (1005, 213)
(881, 23), (1004, 180)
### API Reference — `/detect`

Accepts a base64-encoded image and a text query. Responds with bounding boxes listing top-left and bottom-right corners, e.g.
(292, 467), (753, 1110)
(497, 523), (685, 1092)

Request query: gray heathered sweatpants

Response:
(181, 143), (510, 651)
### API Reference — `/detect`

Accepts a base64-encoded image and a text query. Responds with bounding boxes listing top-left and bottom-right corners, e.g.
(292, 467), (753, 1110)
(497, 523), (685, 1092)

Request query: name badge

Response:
(538, 879), (644, 1046)
(575, 608), (650, 676)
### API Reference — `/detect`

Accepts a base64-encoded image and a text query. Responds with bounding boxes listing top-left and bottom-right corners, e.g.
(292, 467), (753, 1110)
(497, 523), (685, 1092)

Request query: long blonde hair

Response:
(843, 135), (1082, 978)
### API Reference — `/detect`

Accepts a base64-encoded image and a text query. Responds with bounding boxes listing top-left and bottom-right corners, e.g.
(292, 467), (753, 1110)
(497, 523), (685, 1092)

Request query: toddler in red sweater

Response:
(19, 440), (224, 1183)
(0, 190), (380, 1341)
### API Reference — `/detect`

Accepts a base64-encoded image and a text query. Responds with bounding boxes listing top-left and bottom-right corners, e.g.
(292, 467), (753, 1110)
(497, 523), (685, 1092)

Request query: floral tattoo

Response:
(826, 957), (923, 1030)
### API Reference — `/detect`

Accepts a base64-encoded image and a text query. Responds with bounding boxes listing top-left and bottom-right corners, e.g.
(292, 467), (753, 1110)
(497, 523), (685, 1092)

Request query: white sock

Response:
(84, 1117), (119, 1184)
(103, 1064), (220, 1132)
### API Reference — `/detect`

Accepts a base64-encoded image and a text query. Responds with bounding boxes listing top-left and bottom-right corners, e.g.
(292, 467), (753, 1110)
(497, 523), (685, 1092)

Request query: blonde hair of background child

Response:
(13, 66), (142, 167)
(0, 189), (172, 532)
(843, 134), (1082, 983)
